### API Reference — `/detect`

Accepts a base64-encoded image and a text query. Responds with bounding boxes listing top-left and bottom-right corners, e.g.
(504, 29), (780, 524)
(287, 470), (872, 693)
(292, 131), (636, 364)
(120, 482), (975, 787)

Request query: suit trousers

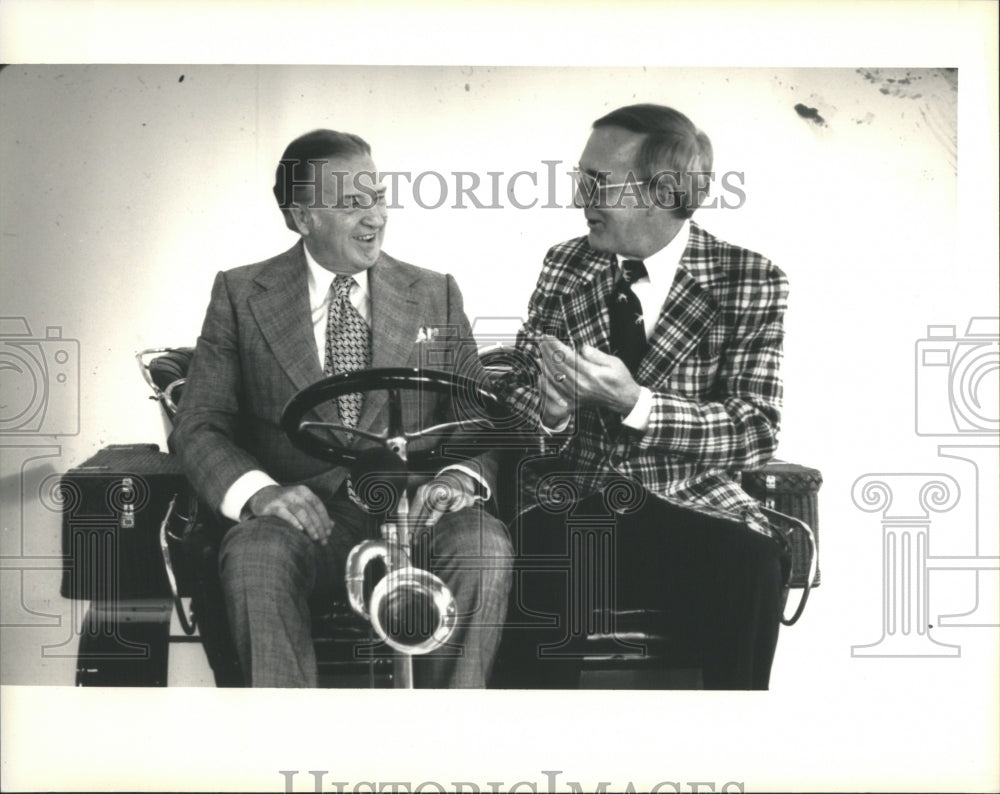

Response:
(219, 492), (513, 688)
(499, 488), (790, 689)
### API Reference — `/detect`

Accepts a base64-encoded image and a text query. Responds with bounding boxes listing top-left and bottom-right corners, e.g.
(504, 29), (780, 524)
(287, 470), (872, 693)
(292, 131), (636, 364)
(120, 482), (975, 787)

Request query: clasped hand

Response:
(247, 469), (480, 545)
(539, 334), (641, 426)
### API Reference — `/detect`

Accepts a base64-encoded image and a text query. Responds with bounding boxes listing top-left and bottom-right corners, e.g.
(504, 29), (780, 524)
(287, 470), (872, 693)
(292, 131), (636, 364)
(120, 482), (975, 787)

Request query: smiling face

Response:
(291, 153), (388, 275)
(577, 125), (684, 259)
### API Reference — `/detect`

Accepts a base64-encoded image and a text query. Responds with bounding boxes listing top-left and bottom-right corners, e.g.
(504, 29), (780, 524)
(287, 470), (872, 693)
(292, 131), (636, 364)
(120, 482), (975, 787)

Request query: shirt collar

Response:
(616, 219), (690, 287)
(303, 243), (369, 309)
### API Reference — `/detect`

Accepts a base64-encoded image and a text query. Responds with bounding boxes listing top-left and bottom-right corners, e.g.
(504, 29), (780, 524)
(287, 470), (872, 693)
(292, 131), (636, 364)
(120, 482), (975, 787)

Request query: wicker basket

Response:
(742, 461), (823, 587)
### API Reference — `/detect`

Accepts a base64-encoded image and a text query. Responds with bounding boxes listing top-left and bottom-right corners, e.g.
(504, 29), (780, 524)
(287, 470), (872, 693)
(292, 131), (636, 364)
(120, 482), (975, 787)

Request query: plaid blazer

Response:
(170, 242), (494, 514)
(496, 221), (788, 535)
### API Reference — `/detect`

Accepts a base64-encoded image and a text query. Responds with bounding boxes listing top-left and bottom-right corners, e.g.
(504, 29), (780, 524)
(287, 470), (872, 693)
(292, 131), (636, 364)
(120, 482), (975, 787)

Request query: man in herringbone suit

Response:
(496, 104), (790, 689)
(171, 130), (511, 687)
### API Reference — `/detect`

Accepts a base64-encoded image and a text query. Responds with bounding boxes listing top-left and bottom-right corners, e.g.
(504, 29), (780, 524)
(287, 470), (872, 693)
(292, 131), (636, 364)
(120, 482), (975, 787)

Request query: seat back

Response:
(136, 347), (194, 423)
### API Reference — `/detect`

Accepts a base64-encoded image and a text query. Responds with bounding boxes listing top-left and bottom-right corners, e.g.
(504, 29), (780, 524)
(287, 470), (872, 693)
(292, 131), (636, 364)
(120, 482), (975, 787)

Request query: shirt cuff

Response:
(220, 470), (280, 522)
(439, 464), (491, 503)
(622, 386), (653, 431)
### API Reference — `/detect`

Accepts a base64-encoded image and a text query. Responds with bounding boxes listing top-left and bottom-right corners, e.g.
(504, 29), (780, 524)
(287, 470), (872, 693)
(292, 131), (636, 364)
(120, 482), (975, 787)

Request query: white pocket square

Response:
(415, 326), (440, 343)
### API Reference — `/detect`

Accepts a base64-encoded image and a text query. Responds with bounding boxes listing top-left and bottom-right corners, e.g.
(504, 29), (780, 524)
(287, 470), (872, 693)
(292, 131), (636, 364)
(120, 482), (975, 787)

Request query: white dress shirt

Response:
(620, 220), (690, 431)
(304, 245), (371, 364)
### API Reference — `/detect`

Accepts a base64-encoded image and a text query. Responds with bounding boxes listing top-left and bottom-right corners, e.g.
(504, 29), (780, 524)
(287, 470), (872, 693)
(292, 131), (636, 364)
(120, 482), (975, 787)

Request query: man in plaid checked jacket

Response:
(495, 104), (790, 689)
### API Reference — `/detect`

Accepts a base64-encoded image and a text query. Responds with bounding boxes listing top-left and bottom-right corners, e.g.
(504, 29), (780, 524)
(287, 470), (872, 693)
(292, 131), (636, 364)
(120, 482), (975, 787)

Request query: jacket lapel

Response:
(635, 222), (722, 384)
(560, 248), (617, 352)
(356, 255), (423, 433)
(557, 247), (618, 437)
(247, 242), (340, 427)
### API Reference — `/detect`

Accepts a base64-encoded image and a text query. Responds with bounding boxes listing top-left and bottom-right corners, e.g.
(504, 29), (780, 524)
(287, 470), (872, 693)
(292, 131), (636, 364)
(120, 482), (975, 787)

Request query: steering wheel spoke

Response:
(298, 420), (389, 445)
(405, 416), (500, 442)
(386, 388), (406, 438)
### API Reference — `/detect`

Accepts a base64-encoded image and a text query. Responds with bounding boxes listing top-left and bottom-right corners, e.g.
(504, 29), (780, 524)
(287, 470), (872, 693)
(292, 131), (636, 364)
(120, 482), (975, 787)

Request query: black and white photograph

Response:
(1, 2), (997, 792)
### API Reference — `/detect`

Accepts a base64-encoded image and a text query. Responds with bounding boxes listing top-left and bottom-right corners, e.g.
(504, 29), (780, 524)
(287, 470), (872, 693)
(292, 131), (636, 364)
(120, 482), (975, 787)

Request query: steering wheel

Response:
(280, 367), (517, 470)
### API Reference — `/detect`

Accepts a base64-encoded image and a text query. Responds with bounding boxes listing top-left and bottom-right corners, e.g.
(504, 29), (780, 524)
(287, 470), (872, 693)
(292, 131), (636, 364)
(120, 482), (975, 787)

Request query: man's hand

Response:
(409, 470), (481, 531)
(539, 335), (574, 427)
(541, 335), (641, 415)
(246, 484), (334, 545)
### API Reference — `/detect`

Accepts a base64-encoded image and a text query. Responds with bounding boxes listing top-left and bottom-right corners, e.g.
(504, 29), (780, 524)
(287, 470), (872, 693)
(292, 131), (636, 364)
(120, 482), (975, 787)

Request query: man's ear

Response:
(289, 204), (311, 236)
(651, 174), (686, 215)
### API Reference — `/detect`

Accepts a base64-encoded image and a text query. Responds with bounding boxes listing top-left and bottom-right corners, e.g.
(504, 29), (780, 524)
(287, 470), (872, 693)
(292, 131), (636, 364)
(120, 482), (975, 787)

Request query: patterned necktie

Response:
(325, 275), (371, 510)
(324, 275), (371, 427)
(608, 259), (649, 373)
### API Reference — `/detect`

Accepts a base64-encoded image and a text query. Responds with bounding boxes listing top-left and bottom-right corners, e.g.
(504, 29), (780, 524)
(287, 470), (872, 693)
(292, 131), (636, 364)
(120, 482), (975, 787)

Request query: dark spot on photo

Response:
(794, 103), (826, 127)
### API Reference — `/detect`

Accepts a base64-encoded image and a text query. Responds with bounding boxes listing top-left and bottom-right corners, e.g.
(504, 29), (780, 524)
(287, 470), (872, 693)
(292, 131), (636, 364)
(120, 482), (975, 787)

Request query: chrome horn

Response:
(345, 490), (457, 658)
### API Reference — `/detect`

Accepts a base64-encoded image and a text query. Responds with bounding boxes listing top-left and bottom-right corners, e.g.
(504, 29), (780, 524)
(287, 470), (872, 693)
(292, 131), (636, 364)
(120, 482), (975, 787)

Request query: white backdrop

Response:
(1, 3), (997, 793)
(0, 63), (973, 474)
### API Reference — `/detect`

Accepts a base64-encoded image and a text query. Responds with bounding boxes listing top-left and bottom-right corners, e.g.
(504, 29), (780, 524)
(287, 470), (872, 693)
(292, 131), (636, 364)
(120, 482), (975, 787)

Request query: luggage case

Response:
(60, 443), (194, 601)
